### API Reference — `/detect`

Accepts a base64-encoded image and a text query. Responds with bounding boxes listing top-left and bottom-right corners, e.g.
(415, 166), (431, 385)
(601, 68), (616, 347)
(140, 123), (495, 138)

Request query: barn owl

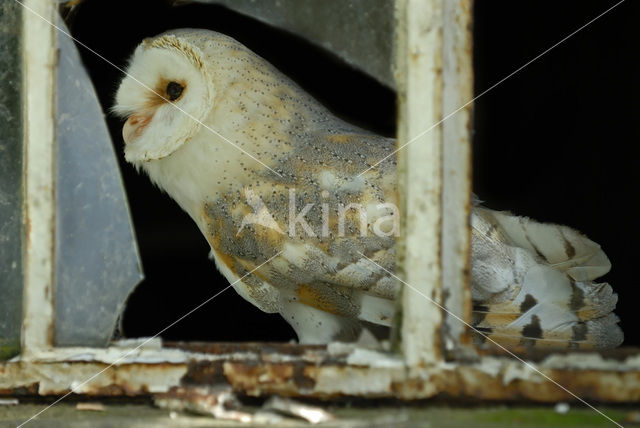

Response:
(113, 29), (623, 349)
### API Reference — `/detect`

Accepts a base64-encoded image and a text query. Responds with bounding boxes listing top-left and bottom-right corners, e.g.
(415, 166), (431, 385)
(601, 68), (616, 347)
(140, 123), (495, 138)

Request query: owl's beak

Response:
(122, 113), (152, 145)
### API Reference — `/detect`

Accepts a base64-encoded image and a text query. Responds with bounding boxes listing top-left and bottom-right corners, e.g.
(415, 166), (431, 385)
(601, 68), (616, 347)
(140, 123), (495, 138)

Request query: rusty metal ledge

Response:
(0, 342), (639, 402)
(0, 361), (187, 396)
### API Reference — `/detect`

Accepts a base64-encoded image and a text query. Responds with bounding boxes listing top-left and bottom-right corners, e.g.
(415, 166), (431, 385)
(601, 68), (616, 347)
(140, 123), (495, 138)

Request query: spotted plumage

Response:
(113, 29), (622, 348)
(470, 207), (621, 348)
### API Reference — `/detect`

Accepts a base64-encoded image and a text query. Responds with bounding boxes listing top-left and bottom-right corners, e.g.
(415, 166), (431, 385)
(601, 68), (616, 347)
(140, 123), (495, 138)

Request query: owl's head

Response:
(113, 31), (215, 163)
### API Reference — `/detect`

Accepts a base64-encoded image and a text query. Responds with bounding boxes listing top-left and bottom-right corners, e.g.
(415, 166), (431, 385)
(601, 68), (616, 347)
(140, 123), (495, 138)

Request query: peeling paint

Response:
(312, 366), (403, 397)
(345, 348), (404, 369)
(21, 0), (57, 357)
(0, 343), (639, 402)
(0, 361), (187, 396)
(541, 352), (640, 371)
(441, 0), (474, 353)
(396, 0), (444, 368)
(501, 361), (545, 386)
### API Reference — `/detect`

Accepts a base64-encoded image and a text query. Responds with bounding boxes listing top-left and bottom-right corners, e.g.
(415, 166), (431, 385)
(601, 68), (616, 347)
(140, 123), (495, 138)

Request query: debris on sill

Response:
(0, 402), (629, 427)
(154, 386), (252, 423)
(154, 386), (335, 424)
(263, 396), (334, 424)
(75, 402), (106, 412)
(0, 399), (18, 406)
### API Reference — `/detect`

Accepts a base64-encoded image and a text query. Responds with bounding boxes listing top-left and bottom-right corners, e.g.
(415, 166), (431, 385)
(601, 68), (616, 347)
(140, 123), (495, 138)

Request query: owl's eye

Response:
(166, 81), (184, 101)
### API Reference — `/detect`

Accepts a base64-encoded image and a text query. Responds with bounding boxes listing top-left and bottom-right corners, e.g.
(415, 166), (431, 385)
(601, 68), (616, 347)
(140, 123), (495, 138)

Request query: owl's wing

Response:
(202, 128), (400, 342)
(275, 239), (398, 323)
(207, 230), (398, 343)
(470, 206), (622, 349)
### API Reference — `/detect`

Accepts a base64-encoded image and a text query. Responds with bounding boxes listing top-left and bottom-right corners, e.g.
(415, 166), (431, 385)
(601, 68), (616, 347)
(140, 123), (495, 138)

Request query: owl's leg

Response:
(279, 300), (361, 344)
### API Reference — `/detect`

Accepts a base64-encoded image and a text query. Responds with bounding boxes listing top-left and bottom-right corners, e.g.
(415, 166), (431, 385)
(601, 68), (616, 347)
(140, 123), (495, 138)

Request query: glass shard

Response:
(54, 16), (143, 347)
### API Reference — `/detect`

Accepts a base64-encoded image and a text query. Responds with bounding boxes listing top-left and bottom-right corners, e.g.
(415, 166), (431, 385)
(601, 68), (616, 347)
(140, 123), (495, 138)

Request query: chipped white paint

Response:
(456, 357), (546, 385)
(31, 347), (190, 364)
(28, 347), (265, 365)
(395, 0), (444, 366)
(0, 361), (187, 395)
(436, 357), (547, 385)
(312, 366), (406, 396)
(441, 0), (474, 351)
(502, 360), (545, 385)
(541, 353), (640, 371)
(2, 344), (640, 400)
(21, 0), (57, 357)
(345, 349), (405, 369)
(111, 337), (164, 350)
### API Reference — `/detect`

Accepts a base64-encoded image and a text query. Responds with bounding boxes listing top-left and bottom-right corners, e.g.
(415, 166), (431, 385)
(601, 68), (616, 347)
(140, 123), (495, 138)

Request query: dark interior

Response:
(68, 0), (639, 346)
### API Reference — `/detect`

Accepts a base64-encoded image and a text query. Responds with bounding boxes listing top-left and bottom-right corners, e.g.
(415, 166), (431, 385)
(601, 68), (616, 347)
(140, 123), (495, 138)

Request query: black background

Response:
(69, 1), (639, 346)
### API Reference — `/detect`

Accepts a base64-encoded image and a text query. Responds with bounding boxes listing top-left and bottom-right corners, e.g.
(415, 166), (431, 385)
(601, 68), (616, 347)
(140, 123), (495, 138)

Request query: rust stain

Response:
(293, 364), (316, 390)
(223, 362), (294, 396)
(1, 343), (639, 403)
(0, 361), (185, 397)
(220, 361), (319, 397)
(1, 359), (638, 402)
(0, 384), (39, 395)
(182, 360), (229, 386)
(426, 367), (640, 403)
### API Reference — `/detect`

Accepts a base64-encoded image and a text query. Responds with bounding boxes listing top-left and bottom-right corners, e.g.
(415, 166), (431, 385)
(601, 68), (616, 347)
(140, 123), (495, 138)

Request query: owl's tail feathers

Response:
(472, 309), (623, 350)
(471, 210), (623, 349)
(483, 208), (611, 282)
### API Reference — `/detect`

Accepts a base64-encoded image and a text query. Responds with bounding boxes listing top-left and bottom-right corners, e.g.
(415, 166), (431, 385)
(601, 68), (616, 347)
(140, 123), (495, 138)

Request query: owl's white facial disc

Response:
(114, 35), (214, 163)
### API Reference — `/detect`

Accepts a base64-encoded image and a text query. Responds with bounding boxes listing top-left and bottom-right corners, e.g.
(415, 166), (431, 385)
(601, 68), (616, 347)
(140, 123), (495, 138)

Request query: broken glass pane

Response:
(54, 16), (143, 347)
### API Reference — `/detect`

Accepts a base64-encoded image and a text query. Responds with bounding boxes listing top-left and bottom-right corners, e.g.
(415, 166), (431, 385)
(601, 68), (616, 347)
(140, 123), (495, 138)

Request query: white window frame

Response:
(3, 0), (639, 404)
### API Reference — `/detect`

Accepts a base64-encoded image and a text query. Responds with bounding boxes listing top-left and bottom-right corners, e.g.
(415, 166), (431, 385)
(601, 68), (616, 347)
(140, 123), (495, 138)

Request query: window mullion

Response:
(21, 0), (57, 357)
(441, 0), (474, 353)
(396, 0), (445, 366)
